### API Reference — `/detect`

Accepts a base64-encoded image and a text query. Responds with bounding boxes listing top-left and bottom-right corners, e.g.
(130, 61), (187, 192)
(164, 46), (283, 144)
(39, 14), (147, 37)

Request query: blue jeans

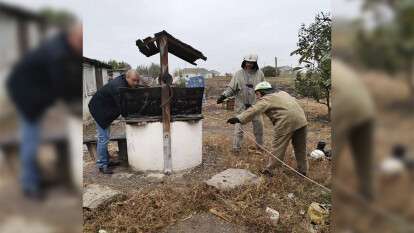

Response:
(20, 118), (41, 192)
(96, 123), (110, 168)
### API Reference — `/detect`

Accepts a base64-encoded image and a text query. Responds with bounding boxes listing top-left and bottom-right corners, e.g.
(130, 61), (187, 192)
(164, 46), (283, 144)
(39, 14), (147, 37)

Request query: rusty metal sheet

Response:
(119, 87), (204, 119)
(136, 30), (207, 65)
(0, 2), (45, 21)
(119, 87), (162, 118)
(83, 56), (112, 69)
(171, 87), (204, 115)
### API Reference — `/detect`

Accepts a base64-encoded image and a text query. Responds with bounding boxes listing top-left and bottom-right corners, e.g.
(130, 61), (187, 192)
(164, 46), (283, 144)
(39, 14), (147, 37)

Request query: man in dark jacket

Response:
(6, 23), (82, 200)
(88, 69), (140, 174)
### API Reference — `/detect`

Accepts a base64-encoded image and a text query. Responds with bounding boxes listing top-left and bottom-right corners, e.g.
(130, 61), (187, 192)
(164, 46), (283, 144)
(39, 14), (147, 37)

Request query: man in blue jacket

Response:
(88, 70), (140, 174)
(6, 23), (82, 200)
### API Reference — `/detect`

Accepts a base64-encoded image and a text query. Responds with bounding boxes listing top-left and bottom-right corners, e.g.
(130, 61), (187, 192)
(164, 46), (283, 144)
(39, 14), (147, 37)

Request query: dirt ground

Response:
(333, 70), (414, 233)
(83, 76), (332, 233)
(0, 106), (82, 233)
(0, 178), (82, 233)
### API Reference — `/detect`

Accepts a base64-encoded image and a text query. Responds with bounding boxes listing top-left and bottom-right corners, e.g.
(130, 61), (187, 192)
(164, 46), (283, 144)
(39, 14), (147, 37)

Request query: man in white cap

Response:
(227, 81), (308, 176)
(217, 54), (264, 155)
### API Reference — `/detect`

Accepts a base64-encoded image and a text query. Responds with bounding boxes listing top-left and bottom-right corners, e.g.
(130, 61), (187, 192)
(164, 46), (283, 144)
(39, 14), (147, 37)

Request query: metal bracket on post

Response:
(157, 35), (172, 175)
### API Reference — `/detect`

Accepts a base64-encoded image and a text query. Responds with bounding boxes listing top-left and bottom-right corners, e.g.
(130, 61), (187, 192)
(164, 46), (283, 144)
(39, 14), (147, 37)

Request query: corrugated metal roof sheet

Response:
(83, 57), (112, 69)
(0, 2), (45, 21)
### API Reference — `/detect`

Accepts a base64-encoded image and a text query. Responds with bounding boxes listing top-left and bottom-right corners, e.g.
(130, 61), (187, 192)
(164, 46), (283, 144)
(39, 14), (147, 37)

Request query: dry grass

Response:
(83, 76), (332, 233)
(84, 148), (332, 232)
(333, 70), (414, 233)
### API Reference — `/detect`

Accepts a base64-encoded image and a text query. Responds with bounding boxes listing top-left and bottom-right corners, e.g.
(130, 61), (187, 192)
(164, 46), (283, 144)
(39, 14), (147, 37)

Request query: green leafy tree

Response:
(136, 63), (161, 78)
(357, 0), (414, 105)
(261, 66), (277, 77)
(291, 12), (331, 116)
(148, 63), (161, 78)
(107, 60), (131, 70)
(136, 64), (149, 75)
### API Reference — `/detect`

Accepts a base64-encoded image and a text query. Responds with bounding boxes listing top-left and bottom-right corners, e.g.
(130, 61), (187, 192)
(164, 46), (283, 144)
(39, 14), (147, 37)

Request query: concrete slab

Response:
(112, 172), (134, 179)
(146, 173), (165, 179)
(205, 168), (259, 191)
(83, 184), (122, 209)
(161, 212), (248, 233)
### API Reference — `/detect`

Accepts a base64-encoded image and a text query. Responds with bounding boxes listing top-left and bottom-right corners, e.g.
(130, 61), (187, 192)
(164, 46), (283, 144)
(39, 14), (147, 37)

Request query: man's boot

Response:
(99, 166), (113, 174)
(23, 188), (45, 201)
(108, 160), (121, 167)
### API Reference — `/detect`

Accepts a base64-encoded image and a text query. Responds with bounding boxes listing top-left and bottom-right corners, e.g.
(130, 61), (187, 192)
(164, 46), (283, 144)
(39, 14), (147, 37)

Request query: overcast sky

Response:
(7, 0), (336, 74)
(334, 0), (363, 19)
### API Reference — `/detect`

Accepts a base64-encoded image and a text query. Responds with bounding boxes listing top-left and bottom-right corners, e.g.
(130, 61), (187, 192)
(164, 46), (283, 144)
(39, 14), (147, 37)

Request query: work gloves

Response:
(216, 95), (226, 104)
(227, 117), (240, 124)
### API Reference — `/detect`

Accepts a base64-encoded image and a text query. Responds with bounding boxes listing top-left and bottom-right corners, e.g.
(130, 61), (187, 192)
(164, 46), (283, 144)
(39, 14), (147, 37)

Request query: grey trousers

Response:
(266, 126), (308, 174)
(333, 120), (374, 200)
(233, 115), (263, 151)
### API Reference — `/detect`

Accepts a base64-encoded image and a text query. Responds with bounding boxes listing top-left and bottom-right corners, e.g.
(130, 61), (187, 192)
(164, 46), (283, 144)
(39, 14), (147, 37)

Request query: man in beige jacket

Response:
(332, 60), (375, 200)
(217, 54), (264, 155)
(227, 81), (308, 176)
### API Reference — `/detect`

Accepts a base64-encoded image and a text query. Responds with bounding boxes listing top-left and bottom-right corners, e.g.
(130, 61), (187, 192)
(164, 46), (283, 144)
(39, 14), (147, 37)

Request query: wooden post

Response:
(157, 35), (172, 175)
(86, 142), (97, 161)
(55, 141), (72, 187)
(117, 140), (128, 166)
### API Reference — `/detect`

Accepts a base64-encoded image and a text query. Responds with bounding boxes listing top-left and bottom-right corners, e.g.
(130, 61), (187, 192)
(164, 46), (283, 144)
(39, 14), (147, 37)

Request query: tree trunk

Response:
(325, 90), (331, 120)
(326, 98), (331, 120)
